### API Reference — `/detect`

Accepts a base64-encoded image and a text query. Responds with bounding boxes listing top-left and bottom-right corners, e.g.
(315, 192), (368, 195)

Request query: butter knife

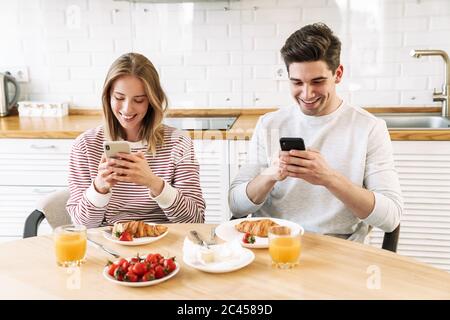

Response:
(87, 238), (121, 259)
(189, 230), (210, 249)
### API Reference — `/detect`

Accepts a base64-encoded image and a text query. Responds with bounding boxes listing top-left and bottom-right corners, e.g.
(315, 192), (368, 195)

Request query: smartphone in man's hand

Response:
(280, 137), (305, 151)
(103, 141), (131, 159)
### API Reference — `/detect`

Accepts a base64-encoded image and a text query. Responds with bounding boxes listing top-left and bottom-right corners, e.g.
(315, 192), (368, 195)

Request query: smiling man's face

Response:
(288, 60), (343, 116)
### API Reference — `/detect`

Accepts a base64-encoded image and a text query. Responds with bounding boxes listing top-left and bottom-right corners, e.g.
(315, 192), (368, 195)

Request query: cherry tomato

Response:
(145, 254), (155, 264)
(243, 232), (255, 244)
(146, 253), (163, 264)
(108, 263), (118, 277)
(120, 260), (130, 271)
(154, 265), (166, 279)
(141, 270), (155, 282)
(119, 231), (133, 241)
(130, 257), (140, 265)
(131, 262), (148, 277)
(117, 258), (127, 266)
(114, 266), (125, 281)
(164, 259), (176, 273)
(124, 271), (138, 282)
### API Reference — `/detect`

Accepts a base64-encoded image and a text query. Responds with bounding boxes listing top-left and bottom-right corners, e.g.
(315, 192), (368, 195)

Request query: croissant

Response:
(113, 221), (168, 238)
(235, 219), (279, 237)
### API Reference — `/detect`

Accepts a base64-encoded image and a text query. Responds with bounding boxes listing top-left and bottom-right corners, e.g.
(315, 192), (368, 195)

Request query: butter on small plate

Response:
(182, 237), (254, 273)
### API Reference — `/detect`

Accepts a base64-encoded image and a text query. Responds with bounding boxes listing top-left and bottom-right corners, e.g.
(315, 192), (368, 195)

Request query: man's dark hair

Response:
(280, 22), (341, 74)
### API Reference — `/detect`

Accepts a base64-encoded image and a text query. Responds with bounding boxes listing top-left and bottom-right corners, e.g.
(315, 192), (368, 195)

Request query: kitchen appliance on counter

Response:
(0, 72), (20, 117)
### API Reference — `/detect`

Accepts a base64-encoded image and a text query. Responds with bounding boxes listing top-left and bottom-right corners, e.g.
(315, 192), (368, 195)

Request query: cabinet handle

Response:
(32, 188), (57, 194)
(30, 144), (57, 150)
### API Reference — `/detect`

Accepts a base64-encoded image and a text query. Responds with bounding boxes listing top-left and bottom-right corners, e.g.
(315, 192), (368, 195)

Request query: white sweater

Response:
(229, 102), (403, 242)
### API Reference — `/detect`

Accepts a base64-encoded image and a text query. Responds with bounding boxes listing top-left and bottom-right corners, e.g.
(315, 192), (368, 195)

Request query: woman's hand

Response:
(107, 152), (165, 197)
(94, 154), (118, 194)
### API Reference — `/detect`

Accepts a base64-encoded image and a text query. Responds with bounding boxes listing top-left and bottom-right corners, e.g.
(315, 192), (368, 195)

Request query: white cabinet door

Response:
(368, 141), (450, 272)
(194, 140), (230, 224)
(229, 140), (251, 185)
(0, 139), (73, 242)
(0, 139), (72, 186)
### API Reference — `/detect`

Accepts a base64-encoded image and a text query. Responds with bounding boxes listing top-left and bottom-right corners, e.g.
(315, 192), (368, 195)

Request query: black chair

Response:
(382, 224), (400, 252)
(230, 215), (400, 253)
(23, 209), (46, 238)
(23, 189), (72, 238)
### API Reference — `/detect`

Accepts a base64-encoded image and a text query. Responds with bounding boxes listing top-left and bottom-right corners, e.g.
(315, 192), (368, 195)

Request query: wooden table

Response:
(0, 223), (449, 300)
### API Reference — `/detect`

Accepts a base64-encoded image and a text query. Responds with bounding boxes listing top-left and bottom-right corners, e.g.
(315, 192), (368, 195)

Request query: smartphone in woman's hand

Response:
(103, 141), (131, 159)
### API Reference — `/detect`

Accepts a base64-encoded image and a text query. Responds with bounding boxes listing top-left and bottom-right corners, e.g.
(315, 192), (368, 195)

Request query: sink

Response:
(377, 115), (450, 129)
(163, 117), (237, 130)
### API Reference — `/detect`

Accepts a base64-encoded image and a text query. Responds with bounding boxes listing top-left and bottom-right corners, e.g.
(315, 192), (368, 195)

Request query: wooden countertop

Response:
(1, 223), (449, 299)
(1, 107), (449, 141)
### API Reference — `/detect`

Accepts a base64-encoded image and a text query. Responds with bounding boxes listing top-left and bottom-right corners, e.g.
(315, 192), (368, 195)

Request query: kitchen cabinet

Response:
(228, 139), (251, 184)
(368, 141), (450, 272)
(0, 139), (72, 242)
(194, 139), (231, 223)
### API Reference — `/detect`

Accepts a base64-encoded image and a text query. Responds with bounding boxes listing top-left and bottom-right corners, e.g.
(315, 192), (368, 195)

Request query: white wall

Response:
(0, 0), (449, 109)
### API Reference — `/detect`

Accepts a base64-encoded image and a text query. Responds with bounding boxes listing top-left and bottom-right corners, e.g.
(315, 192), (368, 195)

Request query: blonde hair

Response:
(102, 52), (167, 155)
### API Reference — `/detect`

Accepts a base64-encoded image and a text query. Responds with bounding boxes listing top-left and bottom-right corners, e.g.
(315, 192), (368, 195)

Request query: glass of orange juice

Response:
(54, 224), (87, 267)
(268, 225), (304, 269)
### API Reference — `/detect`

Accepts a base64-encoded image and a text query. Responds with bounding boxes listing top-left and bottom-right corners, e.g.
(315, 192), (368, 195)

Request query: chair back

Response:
(23, 189), (72, 238)
(381, 224), (400, 252)
(37, 188), (72, 229)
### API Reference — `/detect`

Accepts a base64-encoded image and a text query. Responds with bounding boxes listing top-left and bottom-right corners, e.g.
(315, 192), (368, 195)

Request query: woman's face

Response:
(110, 75), (149, 141)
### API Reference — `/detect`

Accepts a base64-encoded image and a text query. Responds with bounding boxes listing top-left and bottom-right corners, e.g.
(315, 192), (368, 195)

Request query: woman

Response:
(66, 53), (205, 228)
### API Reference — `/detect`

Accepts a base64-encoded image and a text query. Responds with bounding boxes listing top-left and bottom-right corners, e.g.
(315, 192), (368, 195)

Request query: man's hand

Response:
(261, 151), (289, 182)
(245, 151), (288, 205)
(279, 148), (337, 187)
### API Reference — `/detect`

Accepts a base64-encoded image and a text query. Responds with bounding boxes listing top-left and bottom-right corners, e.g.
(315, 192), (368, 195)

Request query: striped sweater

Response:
(66, 125), (205, 228)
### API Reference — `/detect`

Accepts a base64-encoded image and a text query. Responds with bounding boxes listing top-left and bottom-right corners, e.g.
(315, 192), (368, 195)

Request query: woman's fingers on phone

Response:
(104, 175), (116, 184)
(110, 166), (128, 176)
(99, 162), (109, 170)
(100, 167), (114, 178)
(136, 151), (145, 159)
(111, 158), (135, 168)
(114, 152), (137, 161)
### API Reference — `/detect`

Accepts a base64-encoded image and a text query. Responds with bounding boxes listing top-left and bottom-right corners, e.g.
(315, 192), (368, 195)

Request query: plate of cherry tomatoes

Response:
(103, 253), (179, 287)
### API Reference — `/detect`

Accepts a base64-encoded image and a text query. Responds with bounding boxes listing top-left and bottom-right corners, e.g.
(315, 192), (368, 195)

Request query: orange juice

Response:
(269, 236), (301, 264)
(55, 232), (87, 266)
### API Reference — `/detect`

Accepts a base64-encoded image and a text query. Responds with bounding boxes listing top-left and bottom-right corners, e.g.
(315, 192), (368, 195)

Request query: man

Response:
(228, 23), (403, 242)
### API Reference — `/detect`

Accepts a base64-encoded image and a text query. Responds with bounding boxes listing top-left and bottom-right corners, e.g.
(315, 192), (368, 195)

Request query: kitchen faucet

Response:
(410, 49), (450, 117)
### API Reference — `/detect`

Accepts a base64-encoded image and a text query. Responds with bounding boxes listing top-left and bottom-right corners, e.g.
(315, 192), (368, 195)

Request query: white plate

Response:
(215, 217), (303, 249)
(103, 260), (180, 287)
(183, 247), (254, 273)
(102, 224), (168, 246)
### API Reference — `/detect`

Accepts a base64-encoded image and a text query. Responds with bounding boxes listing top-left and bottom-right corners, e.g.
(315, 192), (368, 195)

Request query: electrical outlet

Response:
(8, 67), (29, 82)
(66, 5), (81, 30)
(273, 65), (287, 81)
